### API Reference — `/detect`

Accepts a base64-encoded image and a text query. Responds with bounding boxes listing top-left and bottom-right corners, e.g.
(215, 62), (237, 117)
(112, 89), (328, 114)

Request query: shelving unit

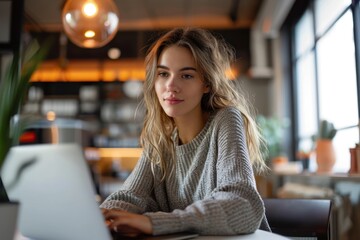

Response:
(22, 81), (145, 148)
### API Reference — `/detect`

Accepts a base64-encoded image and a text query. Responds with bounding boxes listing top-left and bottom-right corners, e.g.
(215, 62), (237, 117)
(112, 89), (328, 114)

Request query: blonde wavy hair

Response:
(140, 27), (267, 179)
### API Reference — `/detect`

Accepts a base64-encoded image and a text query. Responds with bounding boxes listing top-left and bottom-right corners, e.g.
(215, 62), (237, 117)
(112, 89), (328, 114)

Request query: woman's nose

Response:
(166, 76), (180, 93)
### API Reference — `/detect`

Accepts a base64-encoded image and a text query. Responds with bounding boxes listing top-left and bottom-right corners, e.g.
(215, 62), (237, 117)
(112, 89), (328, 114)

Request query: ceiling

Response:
(23, 0), (295, 80)
(24, 0), (263, 32)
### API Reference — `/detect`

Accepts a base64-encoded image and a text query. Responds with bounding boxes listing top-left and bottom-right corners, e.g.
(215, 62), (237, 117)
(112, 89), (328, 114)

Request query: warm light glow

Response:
(84, 30), (95, 38)
(47, 111), (56, 121)
(108, 48), (121, 59)
(96, 148), (143, 158)
(102, 69), (117, 81)
(62, 0), (120, 48)
(118, 71), (131, 81)
(30, 60), (146, 82)
(30, 60), (239, 82)
(82, 2), (98, 17)
(85, 148), (142, 171)
(225, 67), (239, 80)
(30, 58), (239, 84)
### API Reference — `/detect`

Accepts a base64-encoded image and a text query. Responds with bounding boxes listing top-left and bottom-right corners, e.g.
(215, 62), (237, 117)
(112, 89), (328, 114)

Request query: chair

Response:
(264, 198), (332, 240)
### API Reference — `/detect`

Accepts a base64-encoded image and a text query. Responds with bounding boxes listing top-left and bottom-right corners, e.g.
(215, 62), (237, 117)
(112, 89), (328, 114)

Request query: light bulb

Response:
(62, 0), (120, 48)
(82, 2), (98, 17)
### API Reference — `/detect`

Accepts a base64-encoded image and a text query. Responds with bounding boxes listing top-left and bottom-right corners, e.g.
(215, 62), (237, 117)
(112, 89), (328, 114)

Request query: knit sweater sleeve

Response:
(144, 108), (265, 235)
(99, 153), (159, 213)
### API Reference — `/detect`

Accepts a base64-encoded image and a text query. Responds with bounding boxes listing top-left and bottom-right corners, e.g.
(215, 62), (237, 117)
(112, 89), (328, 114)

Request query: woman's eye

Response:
(182, 74), (193, 79)
(158, 72), (169, 78)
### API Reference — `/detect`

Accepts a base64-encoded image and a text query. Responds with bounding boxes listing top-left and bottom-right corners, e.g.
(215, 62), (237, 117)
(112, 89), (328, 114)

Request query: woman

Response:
(101, 27), (270, 237)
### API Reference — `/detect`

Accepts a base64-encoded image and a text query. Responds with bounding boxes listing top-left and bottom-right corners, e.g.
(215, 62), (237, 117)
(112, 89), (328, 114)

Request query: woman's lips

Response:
(164, 98), (184, 105)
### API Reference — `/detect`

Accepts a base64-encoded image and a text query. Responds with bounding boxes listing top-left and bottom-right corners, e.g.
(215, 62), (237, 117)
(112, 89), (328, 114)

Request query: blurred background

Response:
(1, 1), (360, 238)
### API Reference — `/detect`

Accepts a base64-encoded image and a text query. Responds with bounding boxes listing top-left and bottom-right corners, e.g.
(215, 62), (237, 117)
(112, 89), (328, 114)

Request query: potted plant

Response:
(313, 120), (337, 173)
(0, 38), (51, 200)
(257, 115), (290, 166)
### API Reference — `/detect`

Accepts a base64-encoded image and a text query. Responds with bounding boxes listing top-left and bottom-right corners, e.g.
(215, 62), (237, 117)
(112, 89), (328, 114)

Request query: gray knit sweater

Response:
(100, 107), (270, 235)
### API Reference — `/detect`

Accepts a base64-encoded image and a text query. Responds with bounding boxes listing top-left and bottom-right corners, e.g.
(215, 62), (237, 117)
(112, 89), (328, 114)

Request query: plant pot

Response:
(316, 139), (336, 173)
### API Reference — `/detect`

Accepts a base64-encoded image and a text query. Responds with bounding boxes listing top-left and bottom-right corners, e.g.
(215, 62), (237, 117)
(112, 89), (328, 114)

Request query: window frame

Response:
(283, 0), (360, 167)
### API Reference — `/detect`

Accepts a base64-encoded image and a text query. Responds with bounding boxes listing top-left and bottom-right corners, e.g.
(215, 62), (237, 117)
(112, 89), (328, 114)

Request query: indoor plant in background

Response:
(313, 120), (337, 173)
(256, 115), (290, 196)
(256, 115), (290, 167)
(0, 38), (51, 201)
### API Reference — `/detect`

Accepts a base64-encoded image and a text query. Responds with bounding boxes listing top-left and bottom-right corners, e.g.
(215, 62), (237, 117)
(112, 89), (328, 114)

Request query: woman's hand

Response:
(101, 208), (153, 237)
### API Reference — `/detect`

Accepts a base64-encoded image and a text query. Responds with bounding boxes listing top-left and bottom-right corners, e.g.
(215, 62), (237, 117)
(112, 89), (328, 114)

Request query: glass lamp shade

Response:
(62, 0), (120, 48)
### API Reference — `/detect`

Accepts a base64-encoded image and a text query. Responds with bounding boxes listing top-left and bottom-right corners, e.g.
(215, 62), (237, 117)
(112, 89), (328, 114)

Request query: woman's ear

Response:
(203, 83), (210, 93)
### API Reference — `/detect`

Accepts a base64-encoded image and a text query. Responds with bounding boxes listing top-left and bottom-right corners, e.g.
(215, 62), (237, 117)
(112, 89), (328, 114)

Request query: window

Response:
(293, 0), (359, 172)
(294, 9), (317, 153)
(314, 0), (350, 37)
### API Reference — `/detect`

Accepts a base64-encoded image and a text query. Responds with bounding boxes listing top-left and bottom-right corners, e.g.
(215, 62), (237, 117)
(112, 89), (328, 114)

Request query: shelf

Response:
(24, 82), (144, 148)
(273, 171), (360, 182)
(30, 59), (146, 82)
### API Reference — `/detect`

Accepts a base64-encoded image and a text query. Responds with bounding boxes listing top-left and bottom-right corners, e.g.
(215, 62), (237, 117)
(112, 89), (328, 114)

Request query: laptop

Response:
(1, 143), (112, 240)
(1, 144), (198, 240)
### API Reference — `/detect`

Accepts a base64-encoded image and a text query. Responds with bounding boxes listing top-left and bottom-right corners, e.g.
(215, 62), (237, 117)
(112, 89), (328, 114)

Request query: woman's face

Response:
(155, 45), (209, 120)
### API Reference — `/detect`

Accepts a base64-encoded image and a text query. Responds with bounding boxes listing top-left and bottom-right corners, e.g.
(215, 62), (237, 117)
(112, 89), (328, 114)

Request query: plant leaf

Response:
(0, 37), (53, 169)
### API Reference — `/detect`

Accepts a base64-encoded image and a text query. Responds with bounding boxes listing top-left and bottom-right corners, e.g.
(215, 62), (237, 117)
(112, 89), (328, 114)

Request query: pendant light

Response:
(62, 0), (120, 48)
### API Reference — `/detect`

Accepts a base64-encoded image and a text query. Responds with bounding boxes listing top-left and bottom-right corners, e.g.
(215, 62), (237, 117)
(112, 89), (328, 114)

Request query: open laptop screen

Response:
(1, 144), (199, 240)
(1, 143), (112, 240)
